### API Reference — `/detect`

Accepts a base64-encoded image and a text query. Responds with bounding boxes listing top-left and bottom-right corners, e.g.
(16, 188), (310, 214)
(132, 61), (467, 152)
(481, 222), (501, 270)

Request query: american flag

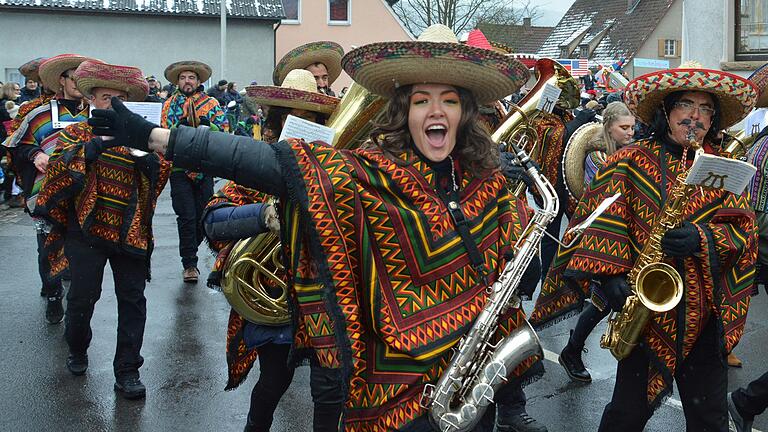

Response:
(555, 59), (590, 77)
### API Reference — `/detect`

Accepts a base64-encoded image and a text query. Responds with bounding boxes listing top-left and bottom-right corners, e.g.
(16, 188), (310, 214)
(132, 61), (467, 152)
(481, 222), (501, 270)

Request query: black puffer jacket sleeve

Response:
(170, 125), (286, 196)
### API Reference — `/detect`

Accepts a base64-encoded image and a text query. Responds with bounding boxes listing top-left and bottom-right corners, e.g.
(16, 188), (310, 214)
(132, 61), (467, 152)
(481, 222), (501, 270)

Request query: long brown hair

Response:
(368, 85), (500, 176)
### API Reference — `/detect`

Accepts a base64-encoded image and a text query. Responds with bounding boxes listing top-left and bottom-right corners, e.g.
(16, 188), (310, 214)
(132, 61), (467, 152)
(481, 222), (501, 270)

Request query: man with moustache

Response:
(161, 61), (227, 283)
(272, 41), (344, 95)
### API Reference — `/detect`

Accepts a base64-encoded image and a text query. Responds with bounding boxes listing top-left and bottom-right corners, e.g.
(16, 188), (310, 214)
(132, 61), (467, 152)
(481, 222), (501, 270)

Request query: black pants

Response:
(64, 232), (147, 378)
(399, 380), (526, 431)
(539, 192), (567, 283)
(37, 232), (62, 297)
(170, 171), (213, 269)
(733, 370), (768, 419)
(598, 318), (728, 432)
(246, 345), (344, 432)
(570, 303), (609, 348)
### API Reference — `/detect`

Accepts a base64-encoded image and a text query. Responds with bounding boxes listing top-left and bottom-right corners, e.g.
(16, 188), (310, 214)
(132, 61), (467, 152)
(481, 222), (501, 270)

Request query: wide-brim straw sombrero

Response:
(39, 54), (92, 92)
(749, 62), (768, 108)
(563, 122), (604, 200)
(164, 60), (212, 84)
(624, 63), (758, 129)
(273, 41), (345, 86)
(341, 24), (530, 105)
(246, 69), (339, 114)
(73, 60), (149, 102)
(19, 57), (47, 83)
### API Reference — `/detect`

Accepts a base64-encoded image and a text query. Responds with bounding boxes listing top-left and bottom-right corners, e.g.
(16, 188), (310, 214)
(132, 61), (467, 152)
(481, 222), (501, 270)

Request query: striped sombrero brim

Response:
(624, 68), (758, 128)
(74, 61), (149, 102)
(342, 41), (530, 104)
(246, 85), (339, 114)
(39, 55), (91, 92)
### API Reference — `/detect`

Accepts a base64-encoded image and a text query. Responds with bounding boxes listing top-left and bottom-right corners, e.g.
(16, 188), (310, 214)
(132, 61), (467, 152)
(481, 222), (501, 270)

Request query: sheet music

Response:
(279, 114), (335, 144)
(535, 83), (562, 114)
(123, 102), (163, 125)
(685, 153), (756, 195)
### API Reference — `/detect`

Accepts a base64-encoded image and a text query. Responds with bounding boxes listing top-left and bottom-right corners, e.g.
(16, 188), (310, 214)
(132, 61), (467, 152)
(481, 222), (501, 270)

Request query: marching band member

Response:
(531, 63), (757, 431)
(34, 60), (171, 399)
(272, 41), (345, 96)
(160, 60), (227, 284)
(87, 23), (547, 432)
(4, 54), (92, 324)
(203, 69), (343, 431)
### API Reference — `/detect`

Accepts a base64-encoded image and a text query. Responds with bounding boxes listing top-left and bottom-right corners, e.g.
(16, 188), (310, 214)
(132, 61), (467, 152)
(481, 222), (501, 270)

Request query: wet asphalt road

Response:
(2, 185), (768, 432)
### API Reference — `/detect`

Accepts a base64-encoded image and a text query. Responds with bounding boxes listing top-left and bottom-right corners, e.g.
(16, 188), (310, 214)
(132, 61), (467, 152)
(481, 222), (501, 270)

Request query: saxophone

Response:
(421, 142), (555, 432)
(600, 128), (702, 360)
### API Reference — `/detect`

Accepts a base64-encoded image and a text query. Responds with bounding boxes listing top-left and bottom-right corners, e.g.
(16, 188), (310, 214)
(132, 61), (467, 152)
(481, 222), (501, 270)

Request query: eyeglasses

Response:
(674, 101), (716, 118)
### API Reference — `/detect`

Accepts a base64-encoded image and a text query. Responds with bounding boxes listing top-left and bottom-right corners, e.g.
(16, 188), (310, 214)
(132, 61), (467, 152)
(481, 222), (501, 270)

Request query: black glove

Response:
(178, 118), (190, 126)
(599, 275), (631, 311)
(661, 221), (702, 257)
(575, 108), (597, 123)
(518, 256), (542, 300)
(500, 152), (537, 188)
(84, 138), (109, 163)
(88, 97), (157, 152)
(198, 116), (211, 127)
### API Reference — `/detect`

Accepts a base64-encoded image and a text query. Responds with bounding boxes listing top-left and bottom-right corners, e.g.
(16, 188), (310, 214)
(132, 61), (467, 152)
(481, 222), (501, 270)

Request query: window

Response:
(282, 0), (300, 23)
(579, 45), (590, 58)
(657, 39), (680, 58)
(736, 0), (768, 60)
(328, 0), (350, 24)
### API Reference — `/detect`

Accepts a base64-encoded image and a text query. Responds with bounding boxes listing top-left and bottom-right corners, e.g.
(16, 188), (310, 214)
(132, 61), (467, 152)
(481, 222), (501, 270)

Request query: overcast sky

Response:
(527, 0), (577, 26)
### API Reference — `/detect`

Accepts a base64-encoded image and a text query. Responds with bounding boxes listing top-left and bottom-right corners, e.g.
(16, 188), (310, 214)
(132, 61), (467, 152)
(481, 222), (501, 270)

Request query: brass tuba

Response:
(492, 58), (578, 194)
(721, 129), (757, 160)
(220, 82), (384, 325)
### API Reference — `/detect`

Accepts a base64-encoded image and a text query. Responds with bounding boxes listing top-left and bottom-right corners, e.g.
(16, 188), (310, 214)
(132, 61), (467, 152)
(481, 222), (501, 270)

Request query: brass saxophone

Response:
(600, 129), (702, 360)
(421, 142), (553, 432)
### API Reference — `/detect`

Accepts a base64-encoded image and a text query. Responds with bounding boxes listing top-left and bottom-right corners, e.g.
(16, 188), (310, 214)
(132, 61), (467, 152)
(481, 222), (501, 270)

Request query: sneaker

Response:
(114, 375), (146, 400)
(45, 296), (64, 324)
(558, 343), (592, 383)
(497, 412), (548, 432)
(183, 267), (199, 283)
(66, 353), (88, 376)
(728, 392), (753, 432)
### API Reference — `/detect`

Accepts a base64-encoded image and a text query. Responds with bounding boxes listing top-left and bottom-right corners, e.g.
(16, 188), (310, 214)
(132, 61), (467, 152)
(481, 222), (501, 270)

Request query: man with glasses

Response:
(3, 54), (92, 324)
(532, 63), (757, 431)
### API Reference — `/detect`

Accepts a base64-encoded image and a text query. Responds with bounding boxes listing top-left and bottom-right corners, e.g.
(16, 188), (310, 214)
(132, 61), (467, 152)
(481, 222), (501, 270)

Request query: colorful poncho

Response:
(203, 180), (274, 390)
(530, 138), (756, 410)
(161, 90), (228, 131)
(34, 122), (171, 280)
(273, 138), (539, 431)
(748, 134), (768, 212)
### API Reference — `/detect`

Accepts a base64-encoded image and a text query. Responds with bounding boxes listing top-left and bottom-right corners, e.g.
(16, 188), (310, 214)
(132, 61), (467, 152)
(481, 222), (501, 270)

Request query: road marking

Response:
(541, 348), (763, 432)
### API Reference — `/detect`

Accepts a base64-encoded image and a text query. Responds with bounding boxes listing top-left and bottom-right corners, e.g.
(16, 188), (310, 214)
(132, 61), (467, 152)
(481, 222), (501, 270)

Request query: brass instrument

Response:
(221, 82), (384, 325)
(722, 129), (757, 160)
(600, 129), (702, 360)
(492, 58), (578, 194)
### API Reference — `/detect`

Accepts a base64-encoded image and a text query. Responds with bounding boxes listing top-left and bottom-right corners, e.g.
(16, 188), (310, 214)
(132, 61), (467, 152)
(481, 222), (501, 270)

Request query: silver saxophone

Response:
(421, 142), (558, 432)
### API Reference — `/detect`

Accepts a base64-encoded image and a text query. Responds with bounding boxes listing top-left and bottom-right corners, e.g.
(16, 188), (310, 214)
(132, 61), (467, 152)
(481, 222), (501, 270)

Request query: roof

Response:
(477, 22), (553, 54)
(538, 0), (675, 64)
(0, 0), (284, 19)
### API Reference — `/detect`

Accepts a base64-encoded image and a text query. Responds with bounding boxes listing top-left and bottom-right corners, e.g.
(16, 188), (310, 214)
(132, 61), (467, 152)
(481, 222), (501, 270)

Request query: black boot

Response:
(46, 296), (64, 324)
(114, 375), (146, 400)
(66, 353), (88, 376)
(497, 412), (548, 432)
(558, 331), (591, 383)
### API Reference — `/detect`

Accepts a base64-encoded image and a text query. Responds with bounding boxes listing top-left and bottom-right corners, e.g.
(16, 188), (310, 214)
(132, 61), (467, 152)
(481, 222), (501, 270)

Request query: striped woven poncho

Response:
(530, 138), (757, 410)
(272, 138), (539, 431)
(34, 122), (171, 280)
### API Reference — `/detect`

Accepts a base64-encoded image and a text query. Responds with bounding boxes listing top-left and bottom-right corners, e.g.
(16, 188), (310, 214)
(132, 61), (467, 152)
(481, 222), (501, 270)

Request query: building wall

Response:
(630, 0), (683, 78)
(0, 9), (276, 89)
(276, 0), (413, 91)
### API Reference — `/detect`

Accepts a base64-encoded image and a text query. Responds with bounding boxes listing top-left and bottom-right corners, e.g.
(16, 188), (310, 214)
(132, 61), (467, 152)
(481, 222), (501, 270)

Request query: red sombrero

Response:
(73, 60), (149, 102)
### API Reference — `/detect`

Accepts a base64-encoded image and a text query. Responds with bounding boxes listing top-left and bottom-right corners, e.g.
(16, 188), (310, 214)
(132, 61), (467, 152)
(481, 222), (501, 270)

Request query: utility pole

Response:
(220, 0), (227, 81)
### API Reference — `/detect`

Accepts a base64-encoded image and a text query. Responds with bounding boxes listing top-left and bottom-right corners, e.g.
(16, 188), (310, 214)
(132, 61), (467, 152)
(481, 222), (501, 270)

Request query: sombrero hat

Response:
(246, 69), (339, 114)
(749, 62), (768, 108)
(341, 24), (530, 105)
(73, 60), (149, 102)
(19, 57), (47, 83)
(164, 60), (212, 84)
(273, 41), (345, 86)
(624, 61), (758, 129)
(563, 122), (604, 200)
(39, 54), (92, 92)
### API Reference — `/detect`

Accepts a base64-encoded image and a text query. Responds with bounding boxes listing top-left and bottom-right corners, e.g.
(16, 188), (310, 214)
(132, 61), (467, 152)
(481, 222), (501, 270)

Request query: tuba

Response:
(721, 129), (757, 160)
(599, 129), (702, 360)
(422, 142), (554, 432)
(220, 82), (384, 325)
(562, 122), (604, 201)
(493, 58), (578, 194)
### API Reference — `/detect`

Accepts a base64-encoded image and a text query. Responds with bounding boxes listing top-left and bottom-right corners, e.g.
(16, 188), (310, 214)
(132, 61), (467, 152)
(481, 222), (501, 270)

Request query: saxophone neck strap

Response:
(437, 187), (488, 284)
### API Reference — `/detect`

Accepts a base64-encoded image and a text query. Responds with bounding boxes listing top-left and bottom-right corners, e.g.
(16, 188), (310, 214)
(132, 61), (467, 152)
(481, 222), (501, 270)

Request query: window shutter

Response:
(676, 40), (682, 58)
(658, 39), (665, 57)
